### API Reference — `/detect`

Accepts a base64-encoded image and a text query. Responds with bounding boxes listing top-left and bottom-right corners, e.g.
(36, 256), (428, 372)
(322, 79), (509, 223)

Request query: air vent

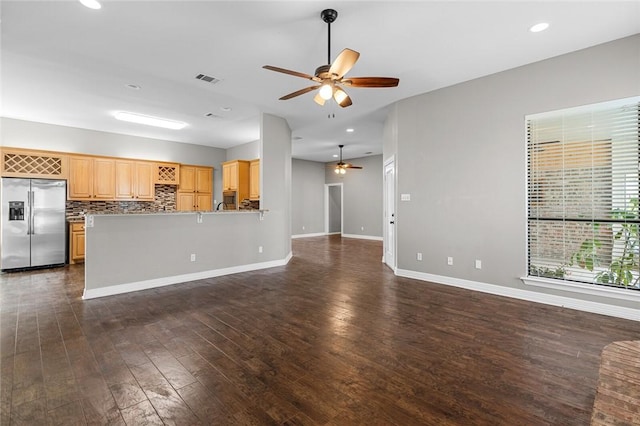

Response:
(195, 73), (220, 84)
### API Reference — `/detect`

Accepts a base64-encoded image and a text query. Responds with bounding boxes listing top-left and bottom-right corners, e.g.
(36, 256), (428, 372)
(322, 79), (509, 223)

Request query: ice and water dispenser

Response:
(8, 201), (24, 221)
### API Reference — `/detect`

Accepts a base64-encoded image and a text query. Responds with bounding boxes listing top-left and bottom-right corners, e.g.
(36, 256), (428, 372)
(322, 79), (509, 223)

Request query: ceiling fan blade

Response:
(263, 65), (321, 82)
(342, 77), (399, 87)
(279, 85), (320, 100)
(329, 48), (360, 79)
(347, 165), (363, 169)
(334, 87), (352, 108)
(313, 92), (326, 106)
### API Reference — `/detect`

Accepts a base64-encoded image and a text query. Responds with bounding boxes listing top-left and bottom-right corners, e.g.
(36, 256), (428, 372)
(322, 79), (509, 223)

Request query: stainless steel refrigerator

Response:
(1, 178), (66, 270)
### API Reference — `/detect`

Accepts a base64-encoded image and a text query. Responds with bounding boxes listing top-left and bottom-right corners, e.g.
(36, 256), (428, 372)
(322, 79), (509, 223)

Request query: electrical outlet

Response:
(447, 257), (453, 265)
(258, 246), (263, 253)
(196, 213), (203, 223)
(417, 252), (422, 261)
(190, 254), (196, 262)
(361, 226), (364, 231)
(302, 226), (305, 231)
(475, 259), (482, 269)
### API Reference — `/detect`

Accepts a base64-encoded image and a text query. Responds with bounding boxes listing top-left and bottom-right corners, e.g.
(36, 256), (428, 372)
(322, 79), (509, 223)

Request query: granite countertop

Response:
(67, 209), (262, 222)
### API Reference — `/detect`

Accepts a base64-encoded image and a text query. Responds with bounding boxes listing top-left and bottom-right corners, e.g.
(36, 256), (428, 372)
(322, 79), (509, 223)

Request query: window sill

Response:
(521, 276), (640, 302)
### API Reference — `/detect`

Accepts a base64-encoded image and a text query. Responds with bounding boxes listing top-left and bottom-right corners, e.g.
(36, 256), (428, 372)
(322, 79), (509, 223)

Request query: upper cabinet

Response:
(155, 162), (180, 185)
(68, 155), (115, 200)
(115, 160), (154, 201)
(1, 148), (68, 179)
(222, 160), (250, 200)
(249, 159), (260, 201)
(177, 165), (213, 211)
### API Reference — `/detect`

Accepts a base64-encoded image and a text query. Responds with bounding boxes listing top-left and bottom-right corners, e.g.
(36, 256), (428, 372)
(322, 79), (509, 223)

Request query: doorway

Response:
(383, 158), (395, 270)
(325, 183), (343, 235)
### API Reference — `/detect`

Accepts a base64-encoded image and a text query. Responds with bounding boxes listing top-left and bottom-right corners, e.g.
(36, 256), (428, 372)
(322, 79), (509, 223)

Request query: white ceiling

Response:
(1, 1), (639, 162)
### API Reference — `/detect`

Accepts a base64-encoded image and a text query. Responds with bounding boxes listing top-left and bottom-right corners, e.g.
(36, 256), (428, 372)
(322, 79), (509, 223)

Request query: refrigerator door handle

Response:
(29, 191), (34, 235)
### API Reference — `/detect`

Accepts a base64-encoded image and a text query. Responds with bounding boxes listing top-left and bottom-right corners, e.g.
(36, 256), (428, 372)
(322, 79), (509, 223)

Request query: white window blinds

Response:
(527, 98), (640, 291)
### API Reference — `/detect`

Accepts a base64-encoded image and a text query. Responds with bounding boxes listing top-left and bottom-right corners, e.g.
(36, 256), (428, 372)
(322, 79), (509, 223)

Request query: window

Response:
(527, 97), (640, 292)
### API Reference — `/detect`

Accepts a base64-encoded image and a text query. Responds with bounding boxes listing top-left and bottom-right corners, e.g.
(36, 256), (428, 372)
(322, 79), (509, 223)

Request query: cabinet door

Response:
(195, 167), (212, 193)
(114, 160), (135, 199)
(249, 160), (260, 200)
(93, 158), (115, 199)
(71, 230), (85, 262)
(135, 161), (155, 200)
(179, 166), (196, 192)
(223, 162), (238, 191)
(176, 192), (195, 211)
(196, 193), (212, 211)
(68, 156), (93, 199)
(222, 164), (231, 190)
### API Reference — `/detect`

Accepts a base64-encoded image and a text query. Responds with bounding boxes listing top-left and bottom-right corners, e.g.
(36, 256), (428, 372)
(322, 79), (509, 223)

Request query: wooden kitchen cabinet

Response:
(177, 165), (213, 211)
(222, 160), (250, 201)
(155, 162), (180, 185)
(68, 155), (115, 200)
(69, 222), (85, 264)
(249, 159), (260, 200)
(177, 192), (212, 212)
(115, 160), (154, 201)
(1, 147), (68, 179)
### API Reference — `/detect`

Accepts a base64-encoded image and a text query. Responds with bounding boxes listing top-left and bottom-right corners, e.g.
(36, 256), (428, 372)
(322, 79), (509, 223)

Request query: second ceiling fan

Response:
(263, 9), (399, 108)
(334, 145), (362, 174)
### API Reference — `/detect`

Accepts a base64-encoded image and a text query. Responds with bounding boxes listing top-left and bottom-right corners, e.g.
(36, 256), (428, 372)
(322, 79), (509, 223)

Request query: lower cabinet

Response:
(69, 222), (85, 264)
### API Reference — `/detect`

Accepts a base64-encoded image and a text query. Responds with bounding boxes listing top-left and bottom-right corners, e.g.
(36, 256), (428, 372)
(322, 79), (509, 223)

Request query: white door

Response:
(384, 159), (395, 270)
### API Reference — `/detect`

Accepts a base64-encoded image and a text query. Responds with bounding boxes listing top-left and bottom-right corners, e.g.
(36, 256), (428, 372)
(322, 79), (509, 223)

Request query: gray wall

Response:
(328, 185), (342, 233)
(291, 159), (325, 235)
(1, 117), (228, 202)
(226, 139), (260, 161)
(326, 154), (383, 238)
(384, 34), (640, 310)
(260, 113), (292, 257)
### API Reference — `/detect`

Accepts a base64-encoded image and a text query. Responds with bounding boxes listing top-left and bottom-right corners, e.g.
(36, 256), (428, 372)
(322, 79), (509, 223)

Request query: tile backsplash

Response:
(66, 184), (176, 219)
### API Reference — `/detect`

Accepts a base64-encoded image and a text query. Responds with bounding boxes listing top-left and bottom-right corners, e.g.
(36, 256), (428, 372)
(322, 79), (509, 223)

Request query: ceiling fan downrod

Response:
(321, 9), (338, 65)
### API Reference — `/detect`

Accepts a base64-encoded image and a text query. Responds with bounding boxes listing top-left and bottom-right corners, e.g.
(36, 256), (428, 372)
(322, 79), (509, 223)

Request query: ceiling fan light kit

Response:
(263, 9), (399, 108)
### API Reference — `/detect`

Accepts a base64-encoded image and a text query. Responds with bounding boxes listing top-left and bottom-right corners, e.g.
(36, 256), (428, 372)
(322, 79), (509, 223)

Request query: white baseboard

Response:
(395, 269), (639, 322)
(342, 233), (383, 241)
(83, 252), (293, 300)
(291, 232), (326, 239)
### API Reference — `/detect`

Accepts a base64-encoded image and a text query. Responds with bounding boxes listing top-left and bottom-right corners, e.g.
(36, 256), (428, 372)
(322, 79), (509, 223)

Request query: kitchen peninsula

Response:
(82, 209), (288, 299)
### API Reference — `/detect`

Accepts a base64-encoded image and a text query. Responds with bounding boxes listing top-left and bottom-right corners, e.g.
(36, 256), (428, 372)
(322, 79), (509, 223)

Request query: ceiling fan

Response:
(334, 145), (362, 174)
(263, 8), (399, 108)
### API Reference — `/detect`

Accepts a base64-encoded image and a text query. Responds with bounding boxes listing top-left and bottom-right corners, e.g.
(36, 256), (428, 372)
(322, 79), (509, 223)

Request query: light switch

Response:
(401, 194), (411, 201)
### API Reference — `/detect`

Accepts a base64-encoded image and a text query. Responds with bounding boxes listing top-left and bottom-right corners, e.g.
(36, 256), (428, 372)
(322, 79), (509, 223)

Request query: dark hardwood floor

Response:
(1, 235), (638, 425)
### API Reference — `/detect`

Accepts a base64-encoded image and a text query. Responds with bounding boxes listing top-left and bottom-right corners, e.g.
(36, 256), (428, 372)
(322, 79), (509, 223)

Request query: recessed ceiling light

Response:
(79, 0), (101, 10)
(125, 84), (140, 90)
(365, 152), (372, 155)
(346, 128), (355, 133)
(220, 106), (232, 112)
(293, 136), (303, 141)
(529, 22), (550, 33)
(114, 112), (187, 130)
